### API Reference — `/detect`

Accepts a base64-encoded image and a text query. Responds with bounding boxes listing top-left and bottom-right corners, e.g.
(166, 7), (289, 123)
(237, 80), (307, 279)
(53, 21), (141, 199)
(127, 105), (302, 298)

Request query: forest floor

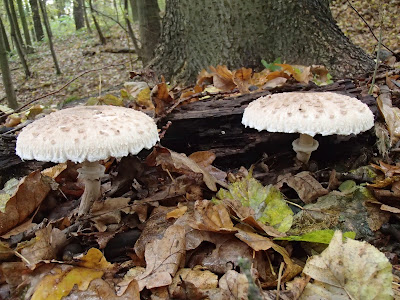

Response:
(0, 1), (399, 109)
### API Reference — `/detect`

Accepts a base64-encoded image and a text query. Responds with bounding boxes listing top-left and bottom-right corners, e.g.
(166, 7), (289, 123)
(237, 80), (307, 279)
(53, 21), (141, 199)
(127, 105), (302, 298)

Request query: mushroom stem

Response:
(292, 133), (319, 164)
(77, 161), (106, 216)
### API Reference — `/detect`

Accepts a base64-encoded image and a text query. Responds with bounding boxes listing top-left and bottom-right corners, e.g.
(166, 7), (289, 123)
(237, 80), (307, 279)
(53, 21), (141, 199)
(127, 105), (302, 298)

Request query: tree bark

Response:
(151, 0), (375, 84)
(38, 0), (61, 74)
(16, 0), (33, 52)
(29, 0), (44, 41)
(124, 0), (140, 55)
(129, 0), (138, 21)
(0, 22), (18, 109)
(73, 0), (85, 30)
(136, 0), (160, 64)
(0, 16), (11, 52)
(8, 0), (25, 52)
(4, 0), (31, 77)
(83, 0), (92, 33)
(89, 0), (106, 45)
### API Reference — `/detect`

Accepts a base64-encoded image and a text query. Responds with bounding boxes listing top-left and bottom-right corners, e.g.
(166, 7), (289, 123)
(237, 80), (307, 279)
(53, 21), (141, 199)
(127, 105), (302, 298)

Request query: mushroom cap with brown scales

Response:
(16, 105), (160, 163)
(242, 92), (374, 137)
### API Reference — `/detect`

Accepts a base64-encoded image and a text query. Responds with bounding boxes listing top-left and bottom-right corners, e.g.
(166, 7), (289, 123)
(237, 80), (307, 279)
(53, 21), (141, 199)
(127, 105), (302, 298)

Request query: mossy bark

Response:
(151, 0), (374, 84)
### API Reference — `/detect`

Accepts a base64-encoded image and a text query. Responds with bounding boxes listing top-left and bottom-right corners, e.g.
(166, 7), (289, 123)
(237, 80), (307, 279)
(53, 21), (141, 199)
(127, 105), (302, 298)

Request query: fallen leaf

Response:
(209, 65), (236, 92)
(301, 231), (393, 300)
(0, 171), (51, 235)
(277, 171), (328, 204)
(216, 174), (293, 232)
(191, 200), (236, 233)
(218, 270), (249, 299)
(275, 229), (356, 244)
(135, 225), (186, 291)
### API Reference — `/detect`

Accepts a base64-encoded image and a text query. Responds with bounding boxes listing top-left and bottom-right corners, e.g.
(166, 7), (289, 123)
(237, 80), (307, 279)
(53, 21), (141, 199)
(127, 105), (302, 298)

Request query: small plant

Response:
(261, 57), (282, 71)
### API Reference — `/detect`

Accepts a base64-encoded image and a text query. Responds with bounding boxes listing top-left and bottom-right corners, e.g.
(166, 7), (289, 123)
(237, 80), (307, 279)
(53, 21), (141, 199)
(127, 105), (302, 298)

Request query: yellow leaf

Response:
(77, 248), (113, 270)
(32, 266), (104, 300)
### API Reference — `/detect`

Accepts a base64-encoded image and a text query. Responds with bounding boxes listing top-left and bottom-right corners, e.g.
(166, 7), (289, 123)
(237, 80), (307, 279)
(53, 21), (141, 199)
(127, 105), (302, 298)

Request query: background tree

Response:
(88, 0), (106, 44)
(136, 0), (160, 64)
(16, 0), (33, 52)
(83, 0), (92, 33)
(8, 0), (25, 51)
(39, 0), (61, 74)
(4, 0), (30, 77)
(29, 0), (44, 41)
(73, 0), (85, 30)
(55, 0), (66, 17)
(151, 0), (375, 84)
(0, 15), (10, 52)
(0, 22), (18, 109)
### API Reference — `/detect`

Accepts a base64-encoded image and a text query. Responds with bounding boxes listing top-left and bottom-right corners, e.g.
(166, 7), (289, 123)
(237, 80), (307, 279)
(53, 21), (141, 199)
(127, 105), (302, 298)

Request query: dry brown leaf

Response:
(148, 147), (217, 191)
(169, 268), (218, 299)
(0, 171), (51, 235)
(209, 65), (236, 92)
(371, 161), (400, 178)
(20, 225), (67, 269)
(135, 225), (185, 291)
(232, 67), (252, 93)
(191, 200), (236, 233)
(189, 151), (227, 182)
(277, 171), (328, 203)
(197, 69), (213, 86)
(234, 229), (275, 251)
(152, 76), (174, 116)
(65, 278), (140, 300)
(91, 197), (132, 232)
(377, 91), (400, 144)
(219, 270), (249, 299)
(262, 77), (287, 88)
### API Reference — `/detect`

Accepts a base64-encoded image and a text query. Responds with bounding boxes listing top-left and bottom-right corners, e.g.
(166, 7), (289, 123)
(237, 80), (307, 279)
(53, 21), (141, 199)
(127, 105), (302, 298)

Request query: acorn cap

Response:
(16, 105), (159, 163)
(242, 92), (374, 136)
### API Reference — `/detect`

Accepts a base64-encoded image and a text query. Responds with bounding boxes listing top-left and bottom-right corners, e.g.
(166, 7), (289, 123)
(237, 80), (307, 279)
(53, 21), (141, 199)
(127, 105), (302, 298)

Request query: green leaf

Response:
(261, 58), (282, 71)
(216, 175), (293, 232)
(275, 229), (356, 244)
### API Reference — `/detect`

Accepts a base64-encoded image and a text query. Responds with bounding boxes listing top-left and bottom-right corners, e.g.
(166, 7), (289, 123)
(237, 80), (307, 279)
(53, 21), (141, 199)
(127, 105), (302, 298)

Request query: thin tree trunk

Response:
(38, 0), (61, 74)
(16, 0), (34, 52)
(113, 0), (119, 22)
(124, 0), (140, 55)
(89, 0), (106, 44)
(83, 0), (92, 33)
(73, 0), (85, 30)
(8, 0), (26, 53)
(0, 16), (11, 52)
(4, 0), (30, 77)
(136, 0), (160, 64)
(29, 0), (44, 41)
(0, 16), (18, 109)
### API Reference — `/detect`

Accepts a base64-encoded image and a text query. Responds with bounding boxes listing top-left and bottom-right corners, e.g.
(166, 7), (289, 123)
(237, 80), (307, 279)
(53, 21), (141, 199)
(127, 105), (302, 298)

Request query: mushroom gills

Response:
(292, 133), (319, 164)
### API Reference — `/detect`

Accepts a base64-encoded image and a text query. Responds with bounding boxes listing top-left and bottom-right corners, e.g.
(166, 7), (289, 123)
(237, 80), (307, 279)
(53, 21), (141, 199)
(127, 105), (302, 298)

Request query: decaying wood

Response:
(0, 79), (375, 183)
(159, 79), (376, 168)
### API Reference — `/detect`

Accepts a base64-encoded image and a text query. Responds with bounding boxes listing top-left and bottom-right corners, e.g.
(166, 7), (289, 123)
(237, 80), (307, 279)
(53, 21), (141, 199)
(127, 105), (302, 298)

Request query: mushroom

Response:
(16, 105), (159, 216)
(242, 92), (374, 164)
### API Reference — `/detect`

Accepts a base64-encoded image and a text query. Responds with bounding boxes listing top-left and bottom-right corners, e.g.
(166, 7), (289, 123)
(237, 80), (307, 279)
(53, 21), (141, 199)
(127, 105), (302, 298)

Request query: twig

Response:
(346, 0), (395, 55)
(276, 262), (285, 300)
(0, 60), (129, 121)
(368, 11), (383, 95)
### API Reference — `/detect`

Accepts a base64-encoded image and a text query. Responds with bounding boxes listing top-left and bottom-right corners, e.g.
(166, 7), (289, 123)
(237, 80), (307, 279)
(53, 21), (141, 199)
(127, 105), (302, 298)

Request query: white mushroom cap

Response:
(16, 106), (159, 163)
(242, 92), (374, 136)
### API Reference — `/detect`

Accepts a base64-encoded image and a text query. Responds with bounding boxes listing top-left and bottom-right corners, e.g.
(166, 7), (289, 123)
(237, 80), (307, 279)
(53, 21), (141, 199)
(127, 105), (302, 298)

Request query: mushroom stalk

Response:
(77, 161), (106, 216)
(292, 133), (319, 164)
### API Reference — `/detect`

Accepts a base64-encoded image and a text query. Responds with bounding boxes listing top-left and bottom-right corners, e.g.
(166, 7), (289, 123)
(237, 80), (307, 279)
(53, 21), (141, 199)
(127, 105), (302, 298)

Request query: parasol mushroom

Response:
(242, 92), (374, 164)
(16, 105), (159, 216)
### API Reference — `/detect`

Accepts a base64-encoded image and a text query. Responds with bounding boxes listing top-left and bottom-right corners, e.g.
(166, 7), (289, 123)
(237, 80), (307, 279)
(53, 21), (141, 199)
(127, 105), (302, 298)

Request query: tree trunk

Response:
(29, 0), (44, 41)
(129, 0), (138, 21)
(8, 0), (26, 52)
(38, 0), (61, 74)
(0, 16), (11, 52)
(124, 0), (140, 55)
(89, 0), (106, 45)
(0, 22), (18, 109)
(152, 0), (375, 84)
(83, 0), (92, 33)
(4, 0), (31, 77)
(16, 0), (34, 52)
(73, 0), (85, 30)
(136, 0), (160, 64)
